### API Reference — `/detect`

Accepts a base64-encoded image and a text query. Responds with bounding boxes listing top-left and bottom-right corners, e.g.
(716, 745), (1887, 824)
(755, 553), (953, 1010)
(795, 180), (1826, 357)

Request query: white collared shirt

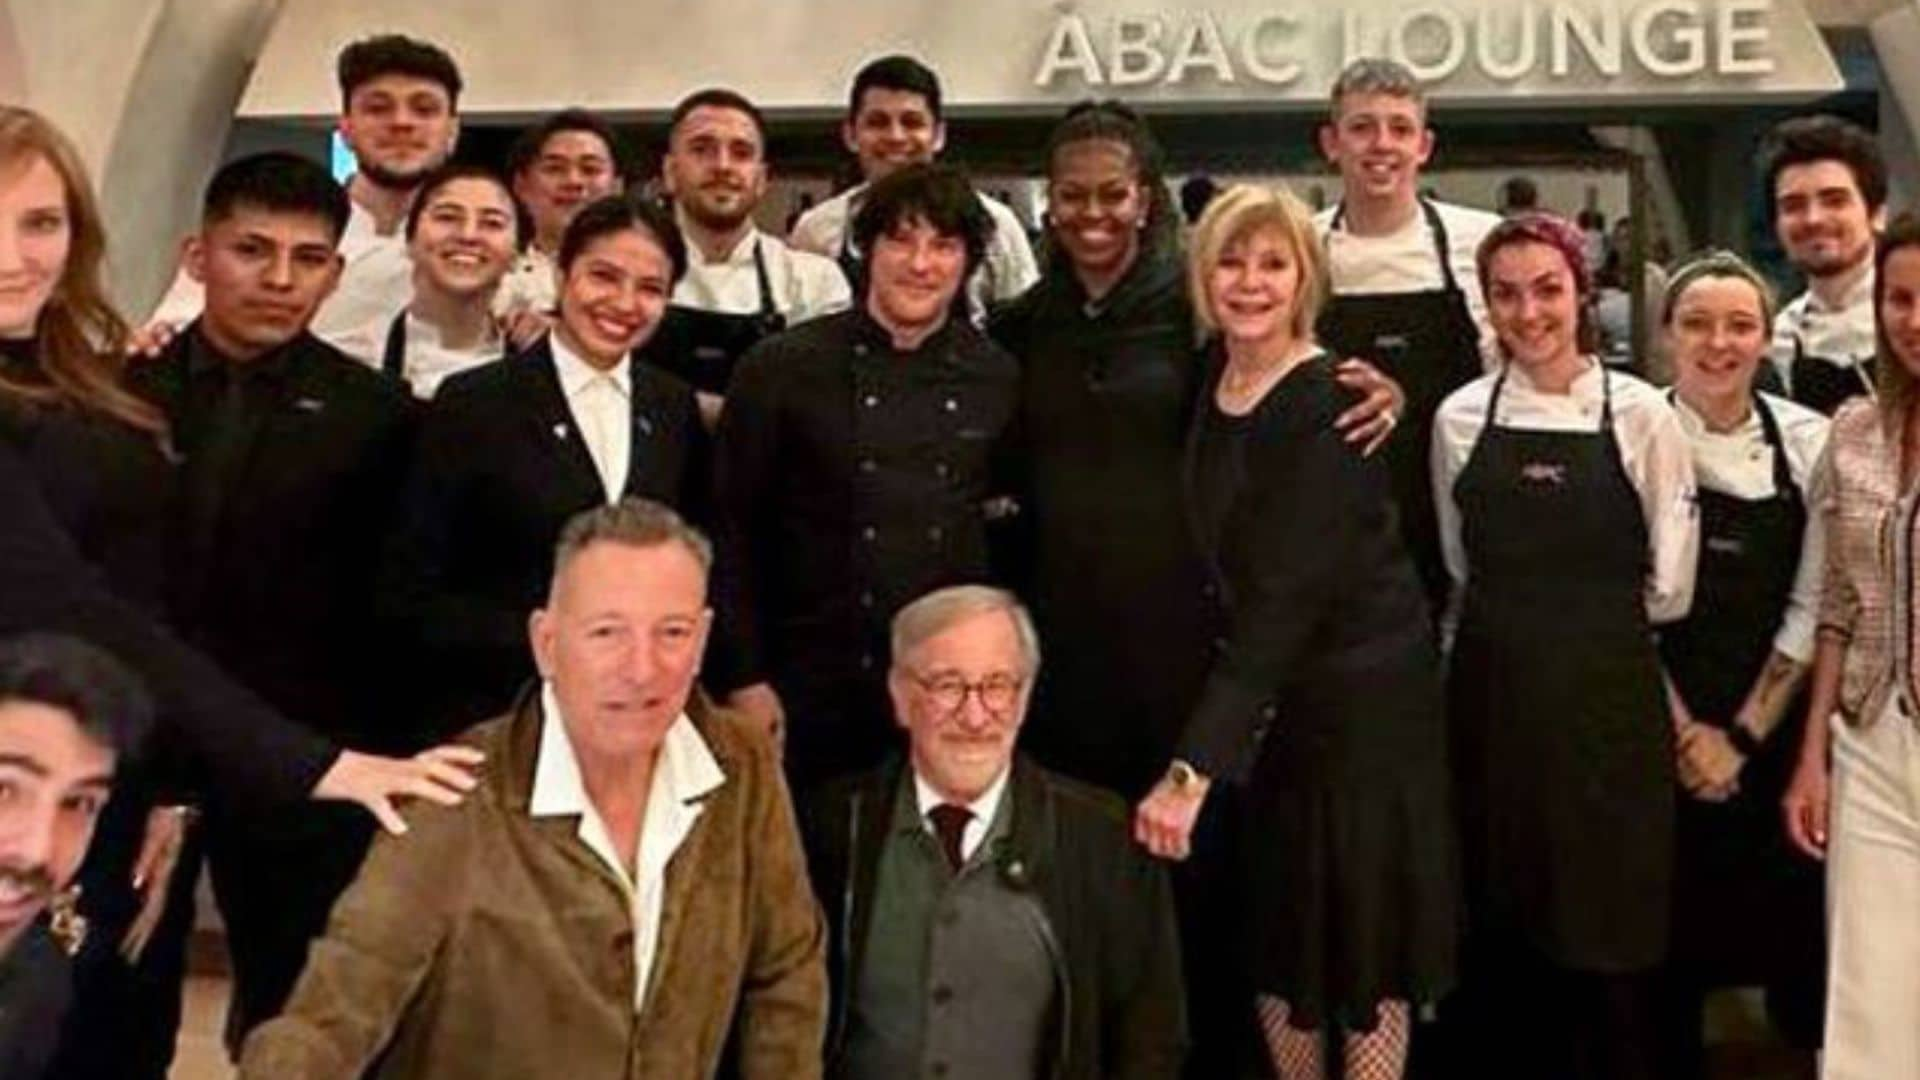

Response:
(1671, 391), (1830, 664)
(549, 332), (632, 502)
(494, 246), (560, 318)
(150, 189), (412, 368)
(1767, 263), (1877, 393)
(398, 310), (503, 400)
(789, 184), (1040, 325)
(673, 225), (851, 324)
(1315, 199), (1504, 370)
(1431, 360), (1700, 632)
(911, 766), (1010, 866)
(530, 683), (725, 1009)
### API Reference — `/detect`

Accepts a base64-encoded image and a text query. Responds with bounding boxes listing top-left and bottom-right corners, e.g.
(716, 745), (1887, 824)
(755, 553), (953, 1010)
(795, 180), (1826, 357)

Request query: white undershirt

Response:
(672, 225), (851, 323)
(1767, 264), (1877, 392)
(398, 311), (503, 399)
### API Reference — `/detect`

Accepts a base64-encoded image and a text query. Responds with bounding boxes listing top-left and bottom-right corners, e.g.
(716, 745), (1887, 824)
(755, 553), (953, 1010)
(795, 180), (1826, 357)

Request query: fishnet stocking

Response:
(1257, 995), (1325, 1080)
(1341, 1001), (1411, 1080)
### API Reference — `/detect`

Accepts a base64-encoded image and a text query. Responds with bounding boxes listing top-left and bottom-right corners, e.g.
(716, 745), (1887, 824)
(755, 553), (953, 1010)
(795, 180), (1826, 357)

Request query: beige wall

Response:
(4, 0), (282, 316)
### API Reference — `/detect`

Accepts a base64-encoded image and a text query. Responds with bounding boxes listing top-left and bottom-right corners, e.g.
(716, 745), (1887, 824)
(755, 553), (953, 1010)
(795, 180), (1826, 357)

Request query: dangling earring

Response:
(48, 884), (87, 956)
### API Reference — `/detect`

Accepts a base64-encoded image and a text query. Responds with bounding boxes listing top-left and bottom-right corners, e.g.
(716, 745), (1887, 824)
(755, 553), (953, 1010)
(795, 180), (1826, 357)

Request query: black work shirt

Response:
(712, 308), (1019, 693)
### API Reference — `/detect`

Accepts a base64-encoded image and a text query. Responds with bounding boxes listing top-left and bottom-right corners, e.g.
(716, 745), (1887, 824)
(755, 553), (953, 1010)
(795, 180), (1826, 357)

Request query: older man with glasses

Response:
(797, 584), (1186, 1080)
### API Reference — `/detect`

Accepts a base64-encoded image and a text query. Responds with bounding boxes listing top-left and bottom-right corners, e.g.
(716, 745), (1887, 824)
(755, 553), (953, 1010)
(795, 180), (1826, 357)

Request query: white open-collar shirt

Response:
(529, 682), (724, 1008)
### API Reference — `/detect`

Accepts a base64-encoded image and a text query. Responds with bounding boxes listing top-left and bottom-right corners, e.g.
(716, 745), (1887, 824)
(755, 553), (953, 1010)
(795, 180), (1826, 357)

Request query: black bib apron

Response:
(1448, 366), (1674, 972)
(1789, 327), (1874, 417)
(647, 238), (788, 395)
(1657, 394), (1820, 983)
(1317, 200), (1484, 618)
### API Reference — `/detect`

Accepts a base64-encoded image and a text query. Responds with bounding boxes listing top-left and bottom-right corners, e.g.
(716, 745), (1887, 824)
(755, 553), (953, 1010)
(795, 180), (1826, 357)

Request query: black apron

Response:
(1657, 394), (1820, 982)
(1448, 366), (1674, 972)
(646, 238), (788, 395)
(1788, 318), (1874, 416)
(1317, 199), (1484, 619)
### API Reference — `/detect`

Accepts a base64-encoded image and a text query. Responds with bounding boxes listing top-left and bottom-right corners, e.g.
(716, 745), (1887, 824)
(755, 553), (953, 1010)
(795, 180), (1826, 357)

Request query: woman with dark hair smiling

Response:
(383, 192), (707, 736)
(1432, 212), (1698, 1077)
(1783, 213), (1920, 1077)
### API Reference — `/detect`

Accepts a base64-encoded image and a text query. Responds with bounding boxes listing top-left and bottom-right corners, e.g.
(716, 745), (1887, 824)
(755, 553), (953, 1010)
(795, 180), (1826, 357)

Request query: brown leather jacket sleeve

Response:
(236, 797), (471, 1077)
(732, 722), (830, 1079)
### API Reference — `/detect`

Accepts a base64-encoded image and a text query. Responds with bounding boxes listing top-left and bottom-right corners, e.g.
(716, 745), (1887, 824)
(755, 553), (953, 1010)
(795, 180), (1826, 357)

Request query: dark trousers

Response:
(47, 788), (201, 1079)
(1433, 932), (1662, 1080)
(205, 798), (372, 1049)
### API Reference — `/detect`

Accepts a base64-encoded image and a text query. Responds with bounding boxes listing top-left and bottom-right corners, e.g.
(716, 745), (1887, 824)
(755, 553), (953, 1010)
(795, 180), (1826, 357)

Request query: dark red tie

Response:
(927, 803), (973, 871)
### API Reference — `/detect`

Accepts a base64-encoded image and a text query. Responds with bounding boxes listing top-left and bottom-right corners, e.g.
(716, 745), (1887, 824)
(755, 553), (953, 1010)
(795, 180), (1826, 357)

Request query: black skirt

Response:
(1240, 638), (1460, 1031)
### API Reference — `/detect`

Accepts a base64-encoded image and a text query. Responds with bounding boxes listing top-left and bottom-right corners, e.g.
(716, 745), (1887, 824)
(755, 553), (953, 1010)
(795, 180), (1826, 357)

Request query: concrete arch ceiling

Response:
(5, 0), (285, 312)
(241, 0), (1842, 119)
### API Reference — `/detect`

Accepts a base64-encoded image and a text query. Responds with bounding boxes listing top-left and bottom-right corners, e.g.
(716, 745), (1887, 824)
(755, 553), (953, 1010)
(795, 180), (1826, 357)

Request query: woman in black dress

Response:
(1133, 183), (1457, 1080)
(1431, 214), (1698, 1079)
(1654, 252), (1828, 1073)
(0, 106), (480, 1078)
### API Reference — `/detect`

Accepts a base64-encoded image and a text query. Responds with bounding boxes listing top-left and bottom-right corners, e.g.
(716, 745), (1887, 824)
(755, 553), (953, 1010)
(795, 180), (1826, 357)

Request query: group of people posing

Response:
(0, 28), (1912, 1080)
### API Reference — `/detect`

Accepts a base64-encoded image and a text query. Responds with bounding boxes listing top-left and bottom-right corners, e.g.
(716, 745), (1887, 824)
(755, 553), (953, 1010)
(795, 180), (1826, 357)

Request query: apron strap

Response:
(381, 313), (407, 382)
(1752, 394), (1805, 504)
(751, 237), (779, 320)
(1418, 199), (1464, 295)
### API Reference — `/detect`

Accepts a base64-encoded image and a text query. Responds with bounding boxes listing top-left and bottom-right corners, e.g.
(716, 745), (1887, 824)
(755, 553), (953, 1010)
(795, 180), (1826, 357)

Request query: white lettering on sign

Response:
(1241, 14), (1302, 84)
(1034, 1), (1782, 90)
(1169, 14), (1237, 83)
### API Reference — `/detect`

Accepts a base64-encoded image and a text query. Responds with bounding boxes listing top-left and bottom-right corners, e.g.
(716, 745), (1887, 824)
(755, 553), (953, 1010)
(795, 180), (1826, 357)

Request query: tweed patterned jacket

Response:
(1817, 396), (1920, 728)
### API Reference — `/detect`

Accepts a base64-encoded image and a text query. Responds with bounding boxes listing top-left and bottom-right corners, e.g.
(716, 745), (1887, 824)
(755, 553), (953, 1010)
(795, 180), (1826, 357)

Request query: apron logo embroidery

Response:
(1706, 536), (1745, 556)
(1520, 462), (1567, 486)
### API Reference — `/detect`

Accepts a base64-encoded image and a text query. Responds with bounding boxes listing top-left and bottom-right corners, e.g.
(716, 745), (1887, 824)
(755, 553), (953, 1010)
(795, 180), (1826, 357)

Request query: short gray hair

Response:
(890, 585), (1041, 675)
(1330, 57), (1425, 113)
(552, 498), (712, 582)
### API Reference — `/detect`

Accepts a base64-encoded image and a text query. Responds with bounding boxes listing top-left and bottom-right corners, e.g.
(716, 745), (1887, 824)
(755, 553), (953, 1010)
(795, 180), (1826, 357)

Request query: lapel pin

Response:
(553, 422), (569, 441)
(635, 414), (654, 437)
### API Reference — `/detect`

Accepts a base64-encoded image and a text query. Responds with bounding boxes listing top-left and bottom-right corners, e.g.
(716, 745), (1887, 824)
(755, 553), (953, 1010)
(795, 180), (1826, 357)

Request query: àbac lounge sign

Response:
(1030, 0), (1843, 107)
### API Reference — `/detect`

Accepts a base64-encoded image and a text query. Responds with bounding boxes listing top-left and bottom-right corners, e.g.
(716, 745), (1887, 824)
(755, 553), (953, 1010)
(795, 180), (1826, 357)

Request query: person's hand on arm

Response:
(1332, 358), (1405, 456)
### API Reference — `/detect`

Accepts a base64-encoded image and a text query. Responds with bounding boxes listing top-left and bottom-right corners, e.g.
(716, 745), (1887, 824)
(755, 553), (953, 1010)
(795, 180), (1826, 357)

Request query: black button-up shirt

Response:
(712, 306), (1019, 709)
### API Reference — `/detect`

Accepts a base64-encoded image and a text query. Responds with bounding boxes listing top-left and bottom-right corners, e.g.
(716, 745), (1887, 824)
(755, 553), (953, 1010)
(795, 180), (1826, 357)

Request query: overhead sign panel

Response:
(240, 0), (1844, 118)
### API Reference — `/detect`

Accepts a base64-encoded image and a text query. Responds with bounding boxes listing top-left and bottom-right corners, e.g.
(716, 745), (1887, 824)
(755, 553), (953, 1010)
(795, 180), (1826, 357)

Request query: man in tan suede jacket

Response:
(239, 499), (826, 1078)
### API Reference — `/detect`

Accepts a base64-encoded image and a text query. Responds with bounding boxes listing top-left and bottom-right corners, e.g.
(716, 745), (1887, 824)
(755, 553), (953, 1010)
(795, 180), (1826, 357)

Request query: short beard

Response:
(357, 158), (437, 193)
(680, 196), (754, 235)
(1796, 238), (1874, 283)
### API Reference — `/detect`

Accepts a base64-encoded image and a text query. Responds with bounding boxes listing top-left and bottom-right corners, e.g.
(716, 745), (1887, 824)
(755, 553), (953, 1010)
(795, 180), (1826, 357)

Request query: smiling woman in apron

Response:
(1651, 252), (1829, 1076)
(1783, 214), (1920, 1079)
(379, 164), (517, 400)
(1432, 213), (1698, 1079)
